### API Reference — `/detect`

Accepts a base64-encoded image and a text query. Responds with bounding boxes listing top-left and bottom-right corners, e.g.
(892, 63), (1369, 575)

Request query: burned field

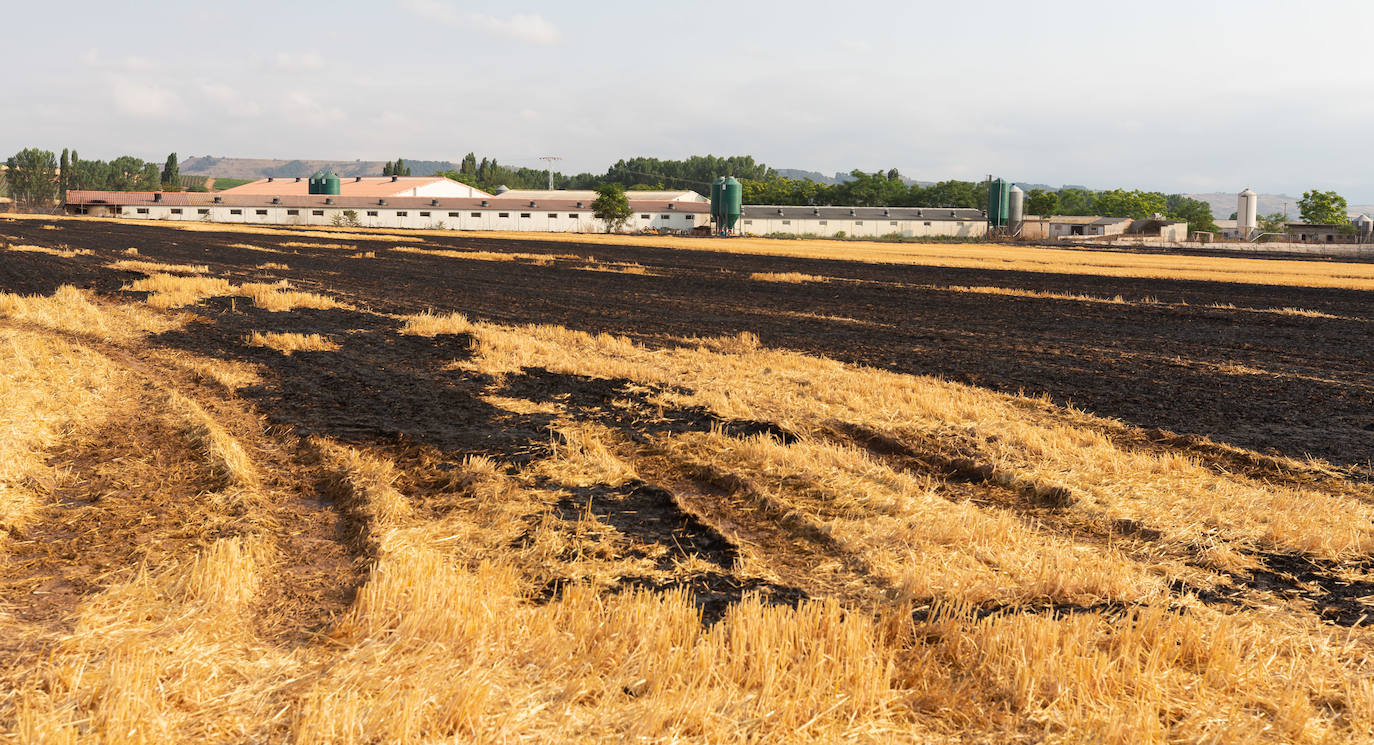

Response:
(2, 216), (1374, 743)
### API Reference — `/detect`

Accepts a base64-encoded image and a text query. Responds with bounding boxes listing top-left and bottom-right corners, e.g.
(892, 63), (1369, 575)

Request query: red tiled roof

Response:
(221, 176), (489, 198)
(64, 190), (710, 213)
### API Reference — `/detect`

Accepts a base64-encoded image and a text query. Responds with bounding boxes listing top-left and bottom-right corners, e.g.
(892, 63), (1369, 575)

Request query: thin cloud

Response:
(397, 0), (560, 44)
(274, 51), (325, 71)
(109, 77), (179, 119)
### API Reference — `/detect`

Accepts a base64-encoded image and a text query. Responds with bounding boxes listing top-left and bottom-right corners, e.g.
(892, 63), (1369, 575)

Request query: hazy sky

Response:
(5, 0), (1373, 199)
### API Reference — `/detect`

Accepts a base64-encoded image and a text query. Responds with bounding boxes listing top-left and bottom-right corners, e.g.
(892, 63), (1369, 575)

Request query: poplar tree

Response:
(162, 152), (180, 191)
(59, 148), (70, 202)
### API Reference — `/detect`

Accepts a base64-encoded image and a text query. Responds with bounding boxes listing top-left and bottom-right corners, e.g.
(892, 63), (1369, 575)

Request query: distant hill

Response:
(180, 156), (462, 179)
(776, 168), (935, 187)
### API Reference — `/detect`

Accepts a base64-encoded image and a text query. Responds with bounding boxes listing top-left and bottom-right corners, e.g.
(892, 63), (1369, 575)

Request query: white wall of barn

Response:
(738, 216), (987, 238)
(112, 205), (704, 233)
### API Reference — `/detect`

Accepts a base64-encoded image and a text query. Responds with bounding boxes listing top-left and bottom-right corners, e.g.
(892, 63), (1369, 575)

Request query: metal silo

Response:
(988, 178), (1010, 227)
(1008, 185), (1025, 230)
(722, 177), (742, 231)
(322, 169), (341, 196)
(1237, 188), (1258, 239)
(710, 177), (724, 226)
(308, 170), (325, 195)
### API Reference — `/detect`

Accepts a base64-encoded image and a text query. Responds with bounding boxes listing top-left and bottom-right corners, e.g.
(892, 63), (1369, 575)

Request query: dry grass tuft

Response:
(397, 310), (474, 336)
(578, 261), (652, 275)
(247, 330), (340, 355)
(237, 281), (348, 312)
(109, 259), (209, 275)
(256, 262), (290, 270)
(750, 271), (829, 283)
(280, 241), (357, 250)
(122, 247), (139, 255)
(393, 245), (567, 265)
(122, 273), (234, 308)
(8, 244), (94, 258)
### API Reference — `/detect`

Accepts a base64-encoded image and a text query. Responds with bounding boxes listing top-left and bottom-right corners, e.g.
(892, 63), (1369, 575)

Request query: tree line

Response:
(4, 148), (191, 210)
(3, 145), (1356, 235)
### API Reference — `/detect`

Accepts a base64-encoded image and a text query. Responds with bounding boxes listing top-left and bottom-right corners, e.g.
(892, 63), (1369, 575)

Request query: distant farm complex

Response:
(56, 171), (1368, 248)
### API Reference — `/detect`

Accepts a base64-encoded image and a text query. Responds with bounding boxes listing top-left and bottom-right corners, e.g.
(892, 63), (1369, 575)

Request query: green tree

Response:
(138, 163), (161, 191)
(1094, 189), (1167, 219)
(1056, 188), (1097, 215)
(5, 148), (58, 210)
(1257, 212), (1288, 236)
(161, 152), (180, 191)
(383, 158), (410, 177)
(1164, 194), (1217, 234)
(460, 152), (477, 176)
(1026, 189), (1059, 216)
(67, 149), (80, 190)
(58, 148), (70, 203)
(1298, 189), (1350, 226)
(592, 183), (633, 233)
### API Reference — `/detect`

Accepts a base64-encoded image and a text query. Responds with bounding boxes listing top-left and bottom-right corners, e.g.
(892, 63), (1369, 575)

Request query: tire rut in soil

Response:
(0, 316), (368, 648)
(0, 404), (237, 643)
(629, 448), (888, 608)
(531, 478), (807, 624)
(825, 420), (1374, 625)
(498, 367), (796, 445)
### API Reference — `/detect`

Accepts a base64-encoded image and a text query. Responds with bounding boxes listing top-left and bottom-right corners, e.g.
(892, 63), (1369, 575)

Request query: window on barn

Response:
(744, 220), (753, 225)
(230, 209), (243, 215)
(782, 220), (791, 225)
(397, 211), (408, 217)
(568, 214), (578, 219)
(924, 221), (931, 226)
(854, 220), (863, 225)
(548, 213), (557, 218)
(312, 210), (324, 216)
(420, 211), (430, 217)
(499, 213), (509, 218)
(520, 213), (530, 218)
(640, 214), (649, 219)
(171, 208), (183, 215)
(818, 220), (827, 225)
(449, 212), (460, 217)
(136, 208), (149, 214)
(685, 215), (694, 221)
(197, 208), (209, 215)
(660, 214), (671, 219)
(367, 210), (378, 216)
(471, 212), (481, 217)
(255, 209), (268, 215)
(890, 221), (898, 226)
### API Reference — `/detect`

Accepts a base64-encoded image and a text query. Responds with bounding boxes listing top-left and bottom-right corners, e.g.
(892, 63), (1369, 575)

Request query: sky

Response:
(5, 0), (1374, 199)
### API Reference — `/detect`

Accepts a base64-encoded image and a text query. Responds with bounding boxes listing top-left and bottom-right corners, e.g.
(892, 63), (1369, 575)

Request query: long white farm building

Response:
(65, 186), (708, 234)
(63, 175), (989, 238)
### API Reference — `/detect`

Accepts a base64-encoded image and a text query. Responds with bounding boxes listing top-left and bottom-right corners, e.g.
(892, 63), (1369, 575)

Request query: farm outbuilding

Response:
(737, 206), (987, 238)
(63, 190), (708, 233)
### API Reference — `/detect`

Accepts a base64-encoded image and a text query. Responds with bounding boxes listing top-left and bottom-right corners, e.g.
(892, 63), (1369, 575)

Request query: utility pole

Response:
(539, 156), (563, 190)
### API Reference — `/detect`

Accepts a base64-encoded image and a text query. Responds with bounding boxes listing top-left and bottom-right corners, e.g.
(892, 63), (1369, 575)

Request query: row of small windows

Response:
(125, 208), (695, 222)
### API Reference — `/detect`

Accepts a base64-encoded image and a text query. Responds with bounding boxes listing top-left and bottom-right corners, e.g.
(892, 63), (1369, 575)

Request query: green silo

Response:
(308, 169), (341, 196)
(721, 177), (742, 231)
(988, 178), (1010, 227)
(710, 177), (724, 222)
